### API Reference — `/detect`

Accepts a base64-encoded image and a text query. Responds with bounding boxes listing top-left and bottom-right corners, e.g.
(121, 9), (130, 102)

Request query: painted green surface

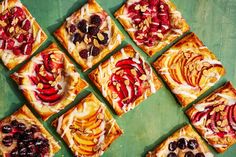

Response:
(0, 0), (236, 156)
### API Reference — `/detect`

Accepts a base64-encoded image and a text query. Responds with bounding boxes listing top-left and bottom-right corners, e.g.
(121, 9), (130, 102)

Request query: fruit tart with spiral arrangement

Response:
(115, 0), (189, 56)
(186, 82), (236, 153)
(153, 33), (225, 107)
(54, 0), (124, 71)
(11, 43), (88, 121)
(52, 93), (122, 157)
(89, 45), (162, 116)
(0, 105), (60, 157)
(0, 0), (47, 70)
(146, 125), (214, 157)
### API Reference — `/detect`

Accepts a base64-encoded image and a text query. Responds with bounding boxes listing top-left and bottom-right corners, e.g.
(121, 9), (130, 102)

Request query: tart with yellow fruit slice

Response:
(52, 94), (122, 157)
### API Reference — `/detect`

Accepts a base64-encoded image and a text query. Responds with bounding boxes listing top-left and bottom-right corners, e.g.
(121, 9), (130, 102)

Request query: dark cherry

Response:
(88, 26), (99, 35)
(168, 141), (177, 151)
(10, 148), (19, 157)
(34, 138), (44, 146)
(177, 138), (188, 149)
(72, 33), (82, 44)
(90, 14), (102, 26)
(19, 147), (27, 156)
(195, 153), (205, 157)
(97, 32), (109, 45)
(13, 132), (21, 140)
(30, 125), (40, 133)
(188, 139), (199, 150)
(17, 141), (25, 148)
(90, 46), (100, 56)
(185, 151), (194, 157)
(2, 135), (13, 147)
(21, 132), (34, 143)
(17, 122), (26, 131)
(77, 20), (88, 33)
(11, 120), (19, 127)
(79, 49), (90, 59)
(27, 143), (36, 152)
(1, 125), (12, 133)
(167, 152), (177, 157)
(68, 24), (77, 33)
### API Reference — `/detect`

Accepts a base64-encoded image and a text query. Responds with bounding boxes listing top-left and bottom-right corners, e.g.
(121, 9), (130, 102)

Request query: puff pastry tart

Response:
(114, 0), (190, 56)
(146, 125), (213, 157)
(186, 82), (236, 153)
(52, 93), (122, 157)
(89, 45), (162, 116)
(0, 105), (60, 157)
(153, 33), (225, 107)
(11, 43), (88, 121)
(0, 0), (47, 70)
(54, 0), (124, 71)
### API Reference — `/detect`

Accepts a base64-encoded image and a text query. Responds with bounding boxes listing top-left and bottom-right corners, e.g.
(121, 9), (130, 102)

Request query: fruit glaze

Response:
(0, 0), (44, 69)
(188, 82), (236, 152)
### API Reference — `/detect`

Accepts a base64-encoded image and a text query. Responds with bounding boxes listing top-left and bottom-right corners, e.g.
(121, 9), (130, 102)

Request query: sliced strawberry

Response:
(21, 43), (32, 55)
(38, 93), (61, 103)
(42, 54), (51, 71)
(37, 87), (58, 96)
(22, 19), (31, 31)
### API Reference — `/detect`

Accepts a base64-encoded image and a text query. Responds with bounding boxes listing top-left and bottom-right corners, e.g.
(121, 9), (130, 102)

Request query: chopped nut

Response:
(9, 26), (14, 33)
(134, 82), (140, 86)
(112, 92), (118, 99)
(97, 113), (104, 120)
(49, 81), (53, 84)
(139, 74), (147, 81)
(11, 17), (19, 25)
(93, 145), (100, 152)
(84, 35), (91, 44)
(37, 83), (43, 89)
(221, 120), (227, 127)
(217, 121), (221, 126)
(140, 5), (147, 12)
(124, 80), (130, 86)
(93, 138), (98, 143)
(84, 128), (93, 134)
(116, 84), (120, 91)
(157, 32), (164, 39)
(131, 69), (137, 76)
(134, 4), (140, 10)
(196, 64), (203, 71)
(93, 38), (100, 47)
(97, 32), (104, 41)
(203, 70), (208, 76)
(0, 20), (7, 27)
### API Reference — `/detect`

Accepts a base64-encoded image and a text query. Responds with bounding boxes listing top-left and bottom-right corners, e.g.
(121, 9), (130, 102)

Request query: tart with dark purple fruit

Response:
(115, 0), (189, 56)
(52, 93), (122, 157)
(187, 82), (236, 153)
(0, 105), (60, 157)
(146, 125), (213, 157)
(153, 33), (225, 107)
(54, 0), (124, 71)
(0, 0), (47, 70)
(89, 45), (162, 116)
(11, 43), (88, 120)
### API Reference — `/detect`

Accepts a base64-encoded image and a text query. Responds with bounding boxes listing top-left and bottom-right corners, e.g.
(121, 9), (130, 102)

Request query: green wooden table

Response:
(0, 0), (235, 156)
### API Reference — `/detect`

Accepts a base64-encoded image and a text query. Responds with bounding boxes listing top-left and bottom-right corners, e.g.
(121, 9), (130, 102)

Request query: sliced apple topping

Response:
(30, 53), (65, 105)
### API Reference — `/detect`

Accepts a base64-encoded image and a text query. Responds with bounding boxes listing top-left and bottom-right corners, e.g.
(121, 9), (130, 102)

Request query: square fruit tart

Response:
(115, 0), (190, 56)
(0, 105), (60, 157)
(186, 82), (236, 153)
(89, 45), (162, 116)
(54, 0), (124, 71)
(11, 43), (88, 121)
(52, 93), (123, 157)
(0, 0), (47, 70)
(153, 33), (225, 107)
(146, 125), (213, 157)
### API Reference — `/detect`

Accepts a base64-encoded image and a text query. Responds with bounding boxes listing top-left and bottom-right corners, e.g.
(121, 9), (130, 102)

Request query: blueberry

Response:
(168, 141), (177, 151)
(30, 125), (39, 133)
(177, 138), (188, 149)
(79, 49), (90, 59)
(19, 147), (27, 156)
(77, 20), (87, 33)
(17, 122), (26, 131)
(195, 153), (205, 157)
(88, 26), (99, 35)
(185, 151), (194, 157)
(72, 33), (82, 44)
(13, 132), (21, 140)
(167, 152), (177, 157)
(97, 32), (109, 45)
(11, 120), (19, 127)
(90, 46), (100, 56)
(10, 148), (19, 157)
(17, 141), (25, 148)
(90, 14), (102, 26)
(2, 125), (12, 133)
(68, 24), (77, 33)
(2, 135), (13, 147)
(188, 139), (199, 150)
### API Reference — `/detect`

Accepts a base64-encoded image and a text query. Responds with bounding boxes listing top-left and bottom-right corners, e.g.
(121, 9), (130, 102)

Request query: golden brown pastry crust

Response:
(186, 82), (236, 153)
(0, 105), (60, 157)
(52, 93), (123, 157)
(114, 0), (190, 56)
(153, 32), (225, 107)
(54, 0), (124, 71)
(89, 45), (162, 116)
(146, 125), (213, 157)
(0, 0), (47, 70)
(11, 43), (88, 121)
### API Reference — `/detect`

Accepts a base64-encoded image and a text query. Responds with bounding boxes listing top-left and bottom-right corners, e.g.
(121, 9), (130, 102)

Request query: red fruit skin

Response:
(0, 28), (8, 40)
(6, 39), (15, 50)
(0, 39), (5, 49)
(11, 7), (26, 22)
(24, 33), (34, 43)
(22, 19), (31, 31)
(13, 47), (22, 55)
(149, 0), (159, 6)
(16, 34), (24, 43)
(21, 43), (32, 55)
